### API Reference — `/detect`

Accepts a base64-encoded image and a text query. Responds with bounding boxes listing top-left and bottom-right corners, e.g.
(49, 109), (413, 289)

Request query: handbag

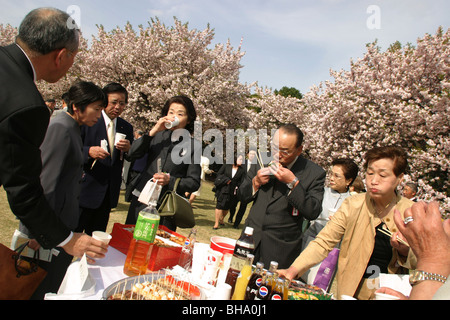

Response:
(0, 241), (47, 300)
(158, 178), (195, 228)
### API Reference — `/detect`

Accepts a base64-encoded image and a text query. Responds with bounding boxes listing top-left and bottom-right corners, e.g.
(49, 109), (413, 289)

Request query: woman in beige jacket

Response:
(279, 146), (415, 300)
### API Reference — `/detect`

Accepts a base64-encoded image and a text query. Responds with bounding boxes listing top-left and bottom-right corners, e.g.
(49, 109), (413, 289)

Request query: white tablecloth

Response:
(82, 247), (127, 300)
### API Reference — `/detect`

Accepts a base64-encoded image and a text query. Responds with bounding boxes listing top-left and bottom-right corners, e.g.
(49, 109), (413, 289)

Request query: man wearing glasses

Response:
(240, 124), (326, 269)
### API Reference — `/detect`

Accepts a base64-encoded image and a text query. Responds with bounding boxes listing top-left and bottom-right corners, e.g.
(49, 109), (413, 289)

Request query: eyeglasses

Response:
(271, 144), (295, 156)
(328, 171), (345, 180)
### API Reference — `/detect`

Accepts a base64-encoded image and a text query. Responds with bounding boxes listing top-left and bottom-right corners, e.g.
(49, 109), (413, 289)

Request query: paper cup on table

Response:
(208, 283), (232, 300)
(92, 231), (112, 245)
(375, 292), (401, 300)
(191, 243), (209, 279)
(114, 133), (126, 146)
(203, 249), (223, 286)
(340, 295), (357, 300)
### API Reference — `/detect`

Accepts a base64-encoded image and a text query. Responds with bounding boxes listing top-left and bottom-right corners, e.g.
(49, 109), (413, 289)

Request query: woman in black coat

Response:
(213, 155), (245, 229)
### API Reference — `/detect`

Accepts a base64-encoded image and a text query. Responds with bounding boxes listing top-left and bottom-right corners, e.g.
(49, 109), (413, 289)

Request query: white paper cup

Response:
(165, 116), (180, 129)
(92, 231), (112, 244)
(203, 249), (223, 285)
(208, 283), (232, 300)
(375, 292), (400, 300)
(191, 243), (209, 279)
(340, 294), (357, 300)
(114, 133), (126, 146)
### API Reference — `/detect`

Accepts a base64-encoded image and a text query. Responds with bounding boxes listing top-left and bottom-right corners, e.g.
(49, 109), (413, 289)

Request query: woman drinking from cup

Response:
(125, 96), (201, 231)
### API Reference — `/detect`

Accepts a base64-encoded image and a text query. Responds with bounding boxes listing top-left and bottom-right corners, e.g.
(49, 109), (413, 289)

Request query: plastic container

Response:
(123, 206), (160, 276)
(210, 236), (236, 256)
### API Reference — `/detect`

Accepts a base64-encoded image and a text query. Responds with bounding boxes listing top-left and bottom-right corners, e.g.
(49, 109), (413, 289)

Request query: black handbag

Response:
(158, 178), (195, 228)
(0, 241), (47, 300)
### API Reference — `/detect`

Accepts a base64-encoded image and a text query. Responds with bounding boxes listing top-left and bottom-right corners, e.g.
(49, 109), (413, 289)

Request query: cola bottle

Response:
(254, 272), (273, 300)
(244, 262), (264, 300)
(226, 227), (255, 295)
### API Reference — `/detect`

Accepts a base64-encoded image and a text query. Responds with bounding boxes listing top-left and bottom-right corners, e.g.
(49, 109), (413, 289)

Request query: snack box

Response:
(110, 223), (186, 271)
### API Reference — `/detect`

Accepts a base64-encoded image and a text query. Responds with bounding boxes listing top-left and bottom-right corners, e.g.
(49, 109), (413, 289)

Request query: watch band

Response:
(287, 177), (299, 189)
(409, 270), (448, 286)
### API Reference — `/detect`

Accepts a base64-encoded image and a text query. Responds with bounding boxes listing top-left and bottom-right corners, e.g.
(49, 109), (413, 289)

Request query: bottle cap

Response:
(244, 226), (254, 235)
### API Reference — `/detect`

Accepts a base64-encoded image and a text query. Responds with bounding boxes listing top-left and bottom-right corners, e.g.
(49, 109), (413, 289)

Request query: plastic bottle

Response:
(225, 227), (255, 295)
(234, 227), (255, 260)
(231, 254), (254, 300)
(177, 227), (197, 270)
(123, 205), (160, 276)
(244, 261), (264, 300)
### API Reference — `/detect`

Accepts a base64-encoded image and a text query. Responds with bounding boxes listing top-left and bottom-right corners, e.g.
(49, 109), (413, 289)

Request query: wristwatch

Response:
(286, 177), (299, 189)
(409, 270), (448, 286)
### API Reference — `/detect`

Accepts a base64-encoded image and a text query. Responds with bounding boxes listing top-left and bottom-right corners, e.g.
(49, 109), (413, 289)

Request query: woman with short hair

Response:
(279, 146), (415, 300)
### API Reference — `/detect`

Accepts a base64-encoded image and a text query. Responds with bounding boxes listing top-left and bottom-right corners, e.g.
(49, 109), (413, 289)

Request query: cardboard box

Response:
(110, 223), (185, 271)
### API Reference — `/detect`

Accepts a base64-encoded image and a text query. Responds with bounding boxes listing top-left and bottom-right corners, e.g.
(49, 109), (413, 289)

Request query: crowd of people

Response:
(0, 7), (448, 300)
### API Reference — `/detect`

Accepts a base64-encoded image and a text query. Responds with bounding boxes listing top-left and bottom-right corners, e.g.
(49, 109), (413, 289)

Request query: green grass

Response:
(1, 181), (338, 295)
(0, 180), (247, 248)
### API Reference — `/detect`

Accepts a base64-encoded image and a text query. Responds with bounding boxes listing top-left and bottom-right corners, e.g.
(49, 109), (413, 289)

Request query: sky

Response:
(1, 0), (449, 94)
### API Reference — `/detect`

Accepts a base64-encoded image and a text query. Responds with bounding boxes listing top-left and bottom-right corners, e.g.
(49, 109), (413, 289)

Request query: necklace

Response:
(371, 195), (398, 217)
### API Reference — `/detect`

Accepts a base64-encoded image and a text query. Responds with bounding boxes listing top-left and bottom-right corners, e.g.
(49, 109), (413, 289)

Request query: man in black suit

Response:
(240, 124), (326, 269)
(77, 83), (134, 235)
(0, 8), (107, 261)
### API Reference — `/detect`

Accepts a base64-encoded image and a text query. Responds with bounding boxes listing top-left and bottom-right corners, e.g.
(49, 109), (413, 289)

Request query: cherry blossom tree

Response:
(1, 21), (448, 213)
(299, 27), (449, 213)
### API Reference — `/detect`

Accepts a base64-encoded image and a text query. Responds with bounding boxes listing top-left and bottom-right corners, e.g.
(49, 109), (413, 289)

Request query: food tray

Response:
(102, 271), (202, 300)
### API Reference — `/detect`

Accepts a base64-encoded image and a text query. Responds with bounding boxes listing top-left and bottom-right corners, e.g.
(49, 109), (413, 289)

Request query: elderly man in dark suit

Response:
(77, 83), (134, 235)
(0, 8), (107, 262)
(240, 124), (326, 269)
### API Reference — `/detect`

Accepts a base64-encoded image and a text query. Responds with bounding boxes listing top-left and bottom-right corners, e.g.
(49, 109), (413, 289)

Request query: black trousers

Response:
(232, 200), (250, 228)
(76, 189), (112, 236)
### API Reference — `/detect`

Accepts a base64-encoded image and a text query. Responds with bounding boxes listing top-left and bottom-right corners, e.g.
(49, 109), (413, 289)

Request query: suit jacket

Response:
(79, 114), (133, 209)
(241, 156), (326, 269)
(214, 164), (245, 206)
(21, 112), (84, 233)
(127, 130), (201, 203)
(0, 44), (70, 248)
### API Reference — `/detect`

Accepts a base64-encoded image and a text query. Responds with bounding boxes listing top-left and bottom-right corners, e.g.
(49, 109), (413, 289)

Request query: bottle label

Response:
(229, 255), (247, 271)
(258, 286), (269, 298)
(271, 293), (282, 300)
(134, 212), (160, 242)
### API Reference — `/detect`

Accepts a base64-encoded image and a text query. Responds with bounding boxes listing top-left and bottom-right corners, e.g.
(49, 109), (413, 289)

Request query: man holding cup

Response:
(76, 83), (134, 235)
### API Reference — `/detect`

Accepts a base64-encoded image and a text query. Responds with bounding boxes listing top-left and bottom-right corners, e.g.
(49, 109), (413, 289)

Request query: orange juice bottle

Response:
(123, 206), (160, 276)
(231, 254), (254, 300)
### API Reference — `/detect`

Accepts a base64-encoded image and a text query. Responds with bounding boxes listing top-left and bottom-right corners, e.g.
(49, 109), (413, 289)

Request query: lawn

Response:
(1, 181), (338, 295)
(0, 180), (246, 248)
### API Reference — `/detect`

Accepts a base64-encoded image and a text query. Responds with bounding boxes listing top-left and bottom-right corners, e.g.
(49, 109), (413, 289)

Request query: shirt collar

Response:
(285, 156), (298, 170)
(103, 110), (117, 127)
(16, 43), (36, 82)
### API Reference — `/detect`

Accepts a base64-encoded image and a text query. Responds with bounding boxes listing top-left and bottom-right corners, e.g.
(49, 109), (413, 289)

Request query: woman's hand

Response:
(278, 265), (300, 282)
(390, 231), (410, 257)
(153, 172), (170, 186)
(149, 115), (176, 136)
